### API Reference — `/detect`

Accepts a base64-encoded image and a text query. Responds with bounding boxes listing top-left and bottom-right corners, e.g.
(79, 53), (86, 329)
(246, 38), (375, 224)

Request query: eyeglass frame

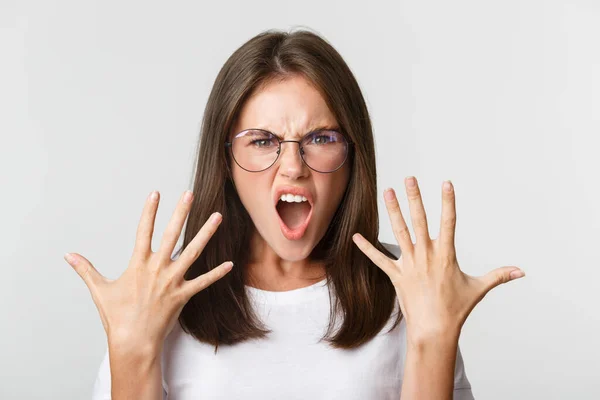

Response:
(224, 128), (355, 173)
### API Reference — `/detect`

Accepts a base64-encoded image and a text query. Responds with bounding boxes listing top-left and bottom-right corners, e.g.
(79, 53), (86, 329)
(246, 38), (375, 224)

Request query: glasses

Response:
(225, 129), (353, 173)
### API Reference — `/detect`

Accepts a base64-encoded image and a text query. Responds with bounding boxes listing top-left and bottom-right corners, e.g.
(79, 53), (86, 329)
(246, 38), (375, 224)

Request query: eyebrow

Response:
(262, 124), (342, 140)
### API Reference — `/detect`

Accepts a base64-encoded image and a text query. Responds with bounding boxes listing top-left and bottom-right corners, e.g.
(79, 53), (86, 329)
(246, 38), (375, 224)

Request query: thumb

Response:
(64, 252), (104, 290)
(480, 266), (526, 295)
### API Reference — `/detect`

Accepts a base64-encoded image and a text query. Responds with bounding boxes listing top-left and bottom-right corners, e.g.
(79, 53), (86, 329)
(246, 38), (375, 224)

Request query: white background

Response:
(1, 0), (599, 398)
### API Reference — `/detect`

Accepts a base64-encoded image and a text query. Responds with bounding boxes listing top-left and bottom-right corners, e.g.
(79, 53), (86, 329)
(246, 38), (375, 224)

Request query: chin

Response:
(271, 233), (317, 261)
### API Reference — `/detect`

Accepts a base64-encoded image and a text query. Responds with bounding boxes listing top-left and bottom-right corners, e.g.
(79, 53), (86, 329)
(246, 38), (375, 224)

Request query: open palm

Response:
(352, 177), (525, 342)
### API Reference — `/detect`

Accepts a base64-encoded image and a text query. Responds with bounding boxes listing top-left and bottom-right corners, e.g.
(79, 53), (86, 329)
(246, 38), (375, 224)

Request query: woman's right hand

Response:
(64, 190), (233, 351)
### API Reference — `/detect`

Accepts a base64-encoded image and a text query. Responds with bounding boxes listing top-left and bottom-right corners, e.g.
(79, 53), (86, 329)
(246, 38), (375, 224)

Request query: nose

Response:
(277, 141), (308, 179)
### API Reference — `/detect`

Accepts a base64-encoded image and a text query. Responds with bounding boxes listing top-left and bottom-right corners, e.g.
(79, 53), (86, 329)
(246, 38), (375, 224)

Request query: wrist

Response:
(108, 335), (163, 361)
(406, 326), (461, 353)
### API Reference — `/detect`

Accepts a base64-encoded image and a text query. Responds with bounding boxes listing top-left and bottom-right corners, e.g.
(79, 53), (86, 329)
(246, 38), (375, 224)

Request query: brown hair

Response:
(176, 28), (402, 353)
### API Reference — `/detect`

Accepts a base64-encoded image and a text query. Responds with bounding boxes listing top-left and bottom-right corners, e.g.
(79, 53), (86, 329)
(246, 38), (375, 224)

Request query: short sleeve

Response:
(397, 322), (475, 399)
(91, 346), (167, 400)
(452, 344), (475, 400)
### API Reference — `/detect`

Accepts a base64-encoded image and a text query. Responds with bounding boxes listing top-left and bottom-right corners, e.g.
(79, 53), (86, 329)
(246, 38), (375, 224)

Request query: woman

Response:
(67, 28), (525, 399)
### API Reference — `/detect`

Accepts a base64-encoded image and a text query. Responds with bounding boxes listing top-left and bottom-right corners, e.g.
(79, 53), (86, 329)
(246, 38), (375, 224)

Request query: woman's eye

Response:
(311, 135), (333, 145)
(251, 139), (274, 147)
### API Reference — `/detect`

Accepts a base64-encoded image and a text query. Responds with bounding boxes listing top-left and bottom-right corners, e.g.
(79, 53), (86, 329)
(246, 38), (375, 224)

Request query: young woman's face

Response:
(229, 74), (351, 262)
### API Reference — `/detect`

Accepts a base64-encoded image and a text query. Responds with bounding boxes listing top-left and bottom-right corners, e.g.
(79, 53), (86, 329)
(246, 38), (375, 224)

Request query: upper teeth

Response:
(280, 194), (308, 203)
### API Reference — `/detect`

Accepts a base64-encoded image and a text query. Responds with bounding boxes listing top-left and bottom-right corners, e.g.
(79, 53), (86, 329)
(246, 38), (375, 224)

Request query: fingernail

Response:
(406, 177), (416, 187)
(64, 253), (76, 265)
(509, 269), (525, 280)
(384, 188), (395, 201)
(443, 181), (453, 192)
(211, 212), (222, 224)
(183, 190), (193, 203)
(224, 261), (234, 271)
(149, 191), (158, 201)
(353, 233), (364, 242)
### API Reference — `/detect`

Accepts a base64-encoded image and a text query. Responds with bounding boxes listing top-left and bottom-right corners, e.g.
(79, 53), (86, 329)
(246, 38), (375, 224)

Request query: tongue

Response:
(277, 201), (311, 229)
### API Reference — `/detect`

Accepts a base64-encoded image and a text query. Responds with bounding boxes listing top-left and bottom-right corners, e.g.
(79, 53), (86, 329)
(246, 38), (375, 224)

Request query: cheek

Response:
(231, 168), (271, 213)
(316, 169), (350, 214)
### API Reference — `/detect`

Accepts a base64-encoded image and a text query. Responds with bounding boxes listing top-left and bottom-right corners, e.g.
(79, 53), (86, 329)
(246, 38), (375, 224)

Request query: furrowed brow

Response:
(270, 125), (342, 140)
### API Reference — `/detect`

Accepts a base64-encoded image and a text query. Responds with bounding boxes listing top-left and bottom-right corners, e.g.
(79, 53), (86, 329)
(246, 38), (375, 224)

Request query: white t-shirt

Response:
(92, 244), (474, 399)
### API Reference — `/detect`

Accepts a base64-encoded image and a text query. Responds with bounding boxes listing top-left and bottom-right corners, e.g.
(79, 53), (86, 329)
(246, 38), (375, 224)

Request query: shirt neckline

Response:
(244, 278), (329, 305)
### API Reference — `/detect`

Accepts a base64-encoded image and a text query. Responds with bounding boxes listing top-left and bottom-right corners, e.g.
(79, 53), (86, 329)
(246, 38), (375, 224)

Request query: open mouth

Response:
(275, 198), (313, 240)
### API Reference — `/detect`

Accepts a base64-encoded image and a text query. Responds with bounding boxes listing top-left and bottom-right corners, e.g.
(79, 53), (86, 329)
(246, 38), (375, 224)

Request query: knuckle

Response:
(164, 224), (179, 238)
(393, 225), (410, 239)
(407, 186), (421, 198)
(205, 222), (219, 236)
(172, 288), (188, 306)
(384, 258), (396, 270)
(197, 224), (212, 239)
(442, 215), (456, 229)
(194, 274), (209, 290)
(386, 201), (400, 212)
(147, 260), (163, 275)
(413, 217), (428, 229)
(210, 267), (226, 281)
(496, 273), (509, 286)
(81, 264), (92, 282)
(201, 230), (215, 242)
(186, 246), (202, 262)
(407, 192), (420, 201)
(164, 271), (179, 288)
(191, 249), (202, 263)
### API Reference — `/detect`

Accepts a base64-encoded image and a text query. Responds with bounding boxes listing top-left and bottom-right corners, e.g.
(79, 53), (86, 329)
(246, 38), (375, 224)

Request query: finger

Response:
(173, 212), (223, 275)
(438, 180), (457, 261)
(405, 176), (431, 245)
(133, 190), (160, 260)
(64, 252), (104, 290)
(479, 266), (526, 296)
(383, 188), (414, 255)
(352, 233), (398, 280)
(180, 261), (234, 299)
(157, 190), (194, 263)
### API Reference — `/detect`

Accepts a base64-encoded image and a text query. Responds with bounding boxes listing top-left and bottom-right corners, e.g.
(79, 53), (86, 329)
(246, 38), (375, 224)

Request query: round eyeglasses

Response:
(225, 129), (354, 173)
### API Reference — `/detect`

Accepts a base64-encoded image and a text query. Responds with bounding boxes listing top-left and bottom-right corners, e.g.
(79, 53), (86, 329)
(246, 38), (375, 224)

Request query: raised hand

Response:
(352, 177), (525, 344)
(64, 190), (233, 349)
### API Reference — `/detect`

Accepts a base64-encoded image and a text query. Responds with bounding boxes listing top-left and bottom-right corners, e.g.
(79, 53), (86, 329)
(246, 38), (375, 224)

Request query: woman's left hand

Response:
(352, 177), (525, 345)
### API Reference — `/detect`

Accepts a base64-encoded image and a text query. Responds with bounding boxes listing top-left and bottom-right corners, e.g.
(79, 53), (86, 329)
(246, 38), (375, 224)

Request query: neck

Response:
(244, 229), (326, 291)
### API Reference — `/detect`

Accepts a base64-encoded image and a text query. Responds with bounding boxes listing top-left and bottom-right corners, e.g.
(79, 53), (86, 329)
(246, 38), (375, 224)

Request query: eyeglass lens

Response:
(230, 129), (348, 172)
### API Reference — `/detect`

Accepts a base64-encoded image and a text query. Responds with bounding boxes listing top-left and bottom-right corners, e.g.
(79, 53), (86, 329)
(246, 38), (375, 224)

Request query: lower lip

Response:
(276, 203), (313, 240)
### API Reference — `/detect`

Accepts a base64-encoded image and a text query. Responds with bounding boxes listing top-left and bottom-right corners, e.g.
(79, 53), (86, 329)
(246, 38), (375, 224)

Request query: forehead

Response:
(232, 75), (338, 138)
